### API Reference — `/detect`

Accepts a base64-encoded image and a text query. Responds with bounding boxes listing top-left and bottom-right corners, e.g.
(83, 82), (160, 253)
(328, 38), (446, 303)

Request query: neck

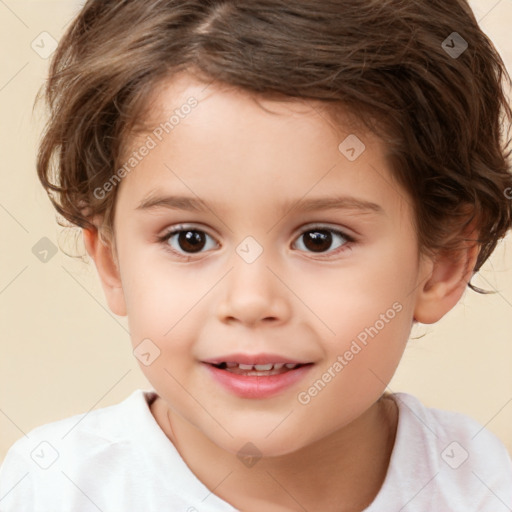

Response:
(151, 394), (398, 512)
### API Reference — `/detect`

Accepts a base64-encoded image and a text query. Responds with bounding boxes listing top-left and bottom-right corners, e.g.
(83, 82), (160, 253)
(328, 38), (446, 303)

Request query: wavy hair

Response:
(36, 0), (512, 290)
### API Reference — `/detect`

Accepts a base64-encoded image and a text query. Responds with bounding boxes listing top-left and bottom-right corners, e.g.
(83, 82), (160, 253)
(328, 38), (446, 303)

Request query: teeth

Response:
(254, 364), (273, 371)
(218, 362), (300, 370)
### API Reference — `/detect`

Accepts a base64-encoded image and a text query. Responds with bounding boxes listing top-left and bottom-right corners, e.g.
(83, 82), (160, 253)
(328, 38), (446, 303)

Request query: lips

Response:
(202, 360), (314, 398)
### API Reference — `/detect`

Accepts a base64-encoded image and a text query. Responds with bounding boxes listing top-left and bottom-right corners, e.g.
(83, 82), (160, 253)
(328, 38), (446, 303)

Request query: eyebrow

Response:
(136, 194), (384, 215)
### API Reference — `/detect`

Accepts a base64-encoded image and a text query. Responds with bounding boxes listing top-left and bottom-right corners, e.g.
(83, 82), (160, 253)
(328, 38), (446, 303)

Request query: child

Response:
(1, 0), (511, 510)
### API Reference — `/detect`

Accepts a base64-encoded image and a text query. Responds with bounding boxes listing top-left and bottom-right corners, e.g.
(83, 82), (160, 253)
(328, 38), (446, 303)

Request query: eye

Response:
(158, 225), (218, 257)
(157, 224), (354, 259)
(293, 226), (354, 256)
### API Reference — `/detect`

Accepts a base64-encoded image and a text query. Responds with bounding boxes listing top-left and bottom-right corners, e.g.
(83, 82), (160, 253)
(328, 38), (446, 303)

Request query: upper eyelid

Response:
(293, 223), (354, 238)
(163, 224), (219, 241)
(163, 223), (354, 238)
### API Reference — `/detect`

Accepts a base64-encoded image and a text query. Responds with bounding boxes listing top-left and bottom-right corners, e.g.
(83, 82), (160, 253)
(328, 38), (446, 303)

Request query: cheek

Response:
(296, 237), (418, 407)
(306, 241), (418, 343)
(121, 263), (208, 409)
(119, 255), (203, 355)
(295, 299), (413, 439)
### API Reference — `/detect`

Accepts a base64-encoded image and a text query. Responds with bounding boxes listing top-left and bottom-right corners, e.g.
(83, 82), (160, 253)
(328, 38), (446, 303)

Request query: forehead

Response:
(135, 70), (364, 147)
(116, 72), (411, 223)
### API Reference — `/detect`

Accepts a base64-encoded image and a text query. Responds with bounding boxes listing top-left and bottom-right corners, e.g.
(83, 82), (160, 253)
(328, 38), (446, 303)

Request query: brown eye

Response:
(177, 230), (207, 253)
(303, 230), (333, 252)
(294, 227), (351, 255)
(160, 227), (217, 256)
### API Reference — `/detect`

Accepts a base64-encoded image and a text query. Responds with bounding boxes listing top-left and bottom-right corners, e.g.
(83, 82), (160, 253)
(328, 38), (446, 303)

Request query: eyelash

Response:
(157, 224), (356, 261)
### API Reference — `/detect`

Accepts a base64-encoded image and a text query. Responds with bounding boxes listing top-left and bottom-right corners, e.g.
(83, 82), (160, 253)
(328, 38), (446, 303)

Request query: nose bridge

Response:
(217, 238), (291, 326)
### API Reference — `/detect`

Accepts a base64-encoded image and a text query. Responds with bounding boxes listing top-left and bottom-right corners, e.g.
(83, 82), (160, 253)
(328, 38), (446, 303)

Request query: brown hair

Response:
(37, 0), (512, 289)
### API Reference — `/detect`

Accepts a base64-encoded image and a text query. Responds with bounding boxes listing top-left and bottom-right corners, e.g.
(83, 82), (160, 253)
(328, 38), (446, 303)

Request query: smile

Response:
(202, 361), (314, 399)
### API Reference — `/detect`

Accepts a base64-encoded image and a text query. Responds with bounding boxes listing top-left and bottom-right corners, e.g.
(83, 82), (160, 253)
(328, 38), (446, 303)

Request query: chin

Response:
(205, 423), (315, 460)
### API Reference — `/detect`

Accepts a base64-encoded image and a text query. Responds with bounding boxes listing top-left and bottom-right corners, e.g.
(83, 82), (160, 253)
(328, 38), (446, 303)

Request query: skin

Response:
(84, 72), (479, 511)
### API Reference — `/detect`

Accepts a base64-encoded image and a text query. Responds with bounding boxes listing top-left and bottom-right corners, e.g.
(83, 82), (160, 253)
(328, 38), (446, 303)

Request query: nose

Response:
(216, 254), (292, 327)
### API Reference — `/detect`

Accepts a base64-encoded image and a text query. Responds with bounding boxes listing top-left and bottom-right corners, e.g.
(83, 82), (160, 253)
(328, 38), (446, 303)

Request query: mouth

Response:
(206, 361), (313, 376)
(201, 353), (316, 398)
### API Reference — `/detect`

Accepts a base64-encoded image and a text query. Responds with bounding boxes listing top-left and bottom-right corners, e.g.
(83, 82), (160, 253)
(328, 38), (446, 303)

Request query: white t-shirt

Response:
(0, 389), (510, 511)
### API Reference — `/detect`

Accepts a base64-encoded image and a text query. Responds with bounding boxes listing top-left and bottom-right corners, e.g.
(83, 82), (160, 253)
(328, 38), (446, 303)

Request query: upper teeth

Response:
(225, 362), (299, 370)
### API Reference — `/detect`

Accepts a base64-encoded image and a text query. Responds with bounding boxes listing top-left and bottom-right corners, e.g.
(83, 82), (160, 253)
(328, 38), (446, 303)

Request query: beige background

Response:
(1, 0), (511, 464)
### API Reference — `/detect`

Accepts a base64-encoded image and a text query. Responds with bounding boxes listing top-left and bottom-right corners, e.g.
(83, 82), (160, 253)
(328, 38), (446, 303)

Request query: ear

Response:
(83, 226), (127, 317)
(413, 233), (480, 324)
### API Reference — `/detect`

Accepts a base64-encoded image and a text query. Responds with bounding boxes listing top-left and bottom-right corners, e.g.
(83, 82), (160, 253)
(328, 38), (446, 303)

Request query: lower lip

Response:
(202, 363), (314, 399)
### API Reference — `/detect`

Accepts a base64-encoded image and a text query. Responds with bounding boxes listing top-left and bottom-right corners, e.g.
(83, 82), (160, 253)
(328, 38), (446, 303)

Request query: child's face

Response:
(105, 72), (432, 455)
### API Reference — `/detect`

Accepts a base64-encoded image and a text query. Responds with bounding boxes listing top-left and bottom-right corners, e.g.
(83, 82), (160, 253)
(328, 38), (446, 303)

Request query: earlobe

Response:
(83, 227), (127, 317)
(413, 237), (480, 324)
